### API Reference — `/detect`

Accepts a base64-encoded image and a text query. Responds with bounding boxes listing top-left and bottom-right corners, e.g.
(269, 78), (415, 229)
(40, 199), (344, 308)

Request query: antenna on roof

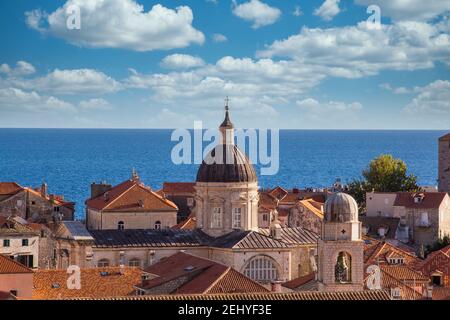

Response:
(131, 168), (139, 181)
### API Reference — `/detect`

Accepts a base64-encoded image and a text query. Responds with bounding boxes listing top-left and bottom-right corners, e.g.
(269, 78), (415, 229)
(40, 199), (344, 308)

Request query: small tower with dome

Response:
(317, 192), (364, 292)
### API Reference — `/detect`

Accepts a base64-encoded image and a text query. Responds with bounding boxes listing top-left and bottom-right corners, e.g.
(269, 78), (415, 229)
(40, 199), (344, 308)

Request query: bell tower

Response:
(317, 192), (364, 292)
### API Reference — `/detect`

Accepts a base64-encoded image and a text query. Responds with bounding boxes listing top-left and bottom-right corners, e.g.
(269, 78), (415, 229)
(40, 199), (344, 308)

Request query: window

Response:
(335, 252), (352, 283)
(3, 239), (10, 247)
(154, 221), (161, 230)
(97, 259), (110, 267)
(432, 275), (443, 286)
(128, 258), (141, 267)
(232, 207), (242, 229)
(419, 212), (430, 227)
(22, 239), (29, 246)
(243, 256), (279, 282)
(118, 221), (125, 230)
(262, 214), (268, 222)
(17, 255), (33, 268)
(212, 207), (222, 228)
(53, 206), (60, 212)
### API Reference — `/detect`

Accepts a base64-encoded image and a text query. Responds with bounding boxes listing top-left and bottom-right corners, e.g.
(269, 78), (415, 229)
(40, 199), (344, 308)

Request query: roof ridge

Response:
(203, 266), (231, 294)
(147, 186), (178, 209)
(102, 180), (137, 210)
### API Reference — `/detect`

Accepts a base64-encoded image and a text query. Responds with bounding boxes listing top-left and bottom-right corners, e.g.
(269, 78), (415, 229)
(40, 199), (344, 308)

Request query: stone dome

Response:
(324, 192), (359, 223)
(196, 144), (257, 183)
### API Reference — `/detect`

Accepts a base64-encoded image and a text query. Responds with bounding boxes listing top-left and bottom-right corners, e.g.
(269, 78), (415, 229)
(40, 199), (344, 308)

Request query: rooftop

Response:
(0, 254), (33, 274)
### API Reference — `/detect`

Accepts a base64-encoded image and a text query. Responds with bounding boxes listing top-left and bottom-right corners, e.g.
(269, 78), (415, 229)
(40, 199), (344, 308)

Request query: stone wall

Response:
(438, 137), (450, 193)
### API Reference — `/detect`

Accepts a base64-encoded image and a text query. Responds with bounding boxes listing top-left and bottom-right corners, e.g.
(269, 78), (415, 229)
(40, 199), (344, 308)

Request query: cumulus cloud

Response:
(354, 0), (450, 22)
(314, 0), (341, 21)
(0, 87), (75, 112)
(232, 0), (282, 29)
(212, 33), (228, 43)
(11, 69), (121, 95)
(25, 0), (205, 51)
(160, 54), (205, 69)
(257, 21), (450, 78)
(79, 98), (112, 110)
(0, 61), (36, 77)
(404, 80), (450, 115)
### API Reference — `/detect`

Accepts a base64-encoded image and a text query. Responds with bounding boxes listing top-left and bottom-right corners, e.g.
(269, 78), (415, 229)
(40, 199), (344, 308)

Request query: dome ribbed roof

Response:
(196, 144), (257, 183)
(324, 192), (359, 223)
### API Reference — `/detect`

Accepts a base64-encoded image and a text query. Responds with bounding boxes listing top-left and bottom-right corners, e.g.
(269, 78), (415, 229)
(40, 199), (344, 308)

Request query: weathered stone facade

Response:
(438, 134), (450, 193)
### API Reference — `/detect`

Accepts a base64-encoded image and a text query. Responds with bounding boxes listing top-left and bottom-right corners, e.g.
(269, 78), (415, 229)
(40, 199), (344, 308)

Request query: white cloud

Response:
(232, 0), (282, 29)
(379, 83), (414, 94)
(314, 0), (341, 21)
(26, 0), (205, 51)
(212, 33), (228, 43)
(0, 87), (75, 112)
(297, 98), (362, 113)
(12, 69), (121, 95)
(160, 54), (205, 69)
(79, 98), (112, 110)
(404, 80), (450, 115)
(293, 6), (303, 17)
(257, 21), (450, 78)
(354, 0), (450, 22)
(0, 61), (36, 77)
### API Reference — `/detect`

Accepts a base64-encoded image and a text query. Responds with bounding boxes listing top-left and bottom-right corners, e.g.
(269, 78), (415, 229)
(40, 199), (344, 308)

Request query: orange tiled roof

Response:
(364, 241), (420, 266)
(86, 179), (177, 212)
(32, 267), (142, 300)
(299, 199), (324, 219)
(432, 287), (450, 300)
(162, 182), (196, 194)
(380, 265), (429, 282)
(140, 252), (267, 294)
(172, 214), (197, 230)
(394, 192), (447, 209)
(282, 273), (316, 290)
(0, 254), (33, 274)
(70, 290), (392, 300)
(0, 182), (23, 196)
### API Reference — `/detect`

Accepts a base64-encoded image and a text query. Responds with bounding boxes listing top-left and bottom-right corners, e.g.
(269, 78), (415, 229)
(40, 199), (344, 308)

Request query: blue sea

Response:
(0, 129), (445, 219)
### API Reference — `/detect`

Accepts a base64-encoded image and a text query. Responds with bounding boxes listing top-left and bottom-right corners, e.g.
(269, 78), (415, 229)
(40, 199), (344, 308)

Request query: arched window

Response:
(154, 221), (161, 230)
(335, 252), (352, 283)
(97, 259), (110, 268)
(243, 256), (279, 282)
(118, 221), (124, 230)
(128, 258), (141, 267)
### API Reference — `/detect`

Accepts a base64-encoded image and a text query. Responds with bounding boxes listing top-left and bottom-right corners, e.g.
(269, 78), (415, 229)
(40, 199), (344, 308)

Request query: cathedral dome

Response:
(196, 144), (257, 183)
(324, 192), (359, 223)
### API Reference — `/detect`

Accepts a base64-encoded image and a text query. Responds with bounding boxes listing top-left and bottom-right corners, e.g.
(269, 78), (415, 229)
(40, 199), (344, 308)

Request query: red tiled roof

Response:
(380, 265), (429, 282)
(364, 240), (420, 266)
(33, 267), (142, 299)
(162, 182), (196, 194)
(0, 255), (33, 274)
(86, 179), (177, 212)
(394, 192), (447, 209)
(432, 287), (450, 300)
(172, 214), (197, 230)
(282, 273), (315, 290)
(269, 186), (289, 200)
(439, 133), (450, 141)
(141, 252), (267, 294)
(0, 182), (23, 196)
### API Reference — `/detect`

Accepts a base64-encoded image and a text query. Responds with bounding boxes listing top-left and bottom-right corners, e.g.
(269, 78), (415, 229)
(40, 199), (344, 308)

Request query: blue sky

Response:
(0, 0), (449, 129)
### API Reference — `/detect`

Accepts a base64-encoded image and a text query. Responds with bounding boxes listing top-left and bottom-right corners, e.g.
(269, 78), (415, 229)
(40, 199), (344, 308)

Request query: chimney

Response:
(90, 182), (112, 199)
(271, 281), (283, 293)
(104, 192), (110, 202)
(41, 183), (48, 198)
(293, 188), (299, 194)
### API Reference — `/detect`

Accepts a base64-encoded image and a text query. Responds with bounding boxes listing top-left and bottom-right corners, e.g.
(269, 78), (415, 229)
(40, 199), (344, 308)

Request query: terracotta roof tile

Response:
(439, 133), (450, 141)
(32, 267), (141, 299)
(393, 192), (447, 209)
(364, 241), (420, 266)
(299, 199), (324, 219)
(432, 287), (450, 300)
(71, 290), (392, 300)
(282, 273), (316, 290)
(0, 182), (23, 196)
(86, 179), (177, 212)
(172, 214), (197, 230)
(140, 252), (268, 294)
(162, 182), (196, 194)
(0, 254), (33, 274)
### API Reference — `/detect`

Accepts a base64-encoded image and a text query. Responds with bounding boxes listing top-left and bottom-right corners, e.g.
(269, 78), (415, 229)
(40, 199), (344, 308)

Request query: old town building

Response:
(0, 254), (33, 299)
(0, 182), (75, 222)
(438, 133), (450, 193)
(366, 191), (450, 246)
(85, 173), (178, 230)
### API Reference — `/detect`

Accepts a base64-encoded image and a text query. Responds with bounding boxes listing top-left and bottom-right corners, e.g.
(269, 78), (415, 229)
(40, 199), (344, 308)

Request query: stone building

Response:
(0, 254), (34, 299)
(85, 173), (178, 230)
(0, 182), (75, 222)
(438, 133), (450, 193)
(366, 191), (450, 246)
(158, 182), (196, 223)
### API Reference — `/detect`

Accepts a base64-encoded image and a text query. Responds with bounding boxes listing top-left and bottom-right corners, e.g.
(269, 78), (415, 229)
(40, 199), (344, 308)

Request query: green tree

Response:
(426, 235), (450, 255)
(348, 154), (420, 210)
